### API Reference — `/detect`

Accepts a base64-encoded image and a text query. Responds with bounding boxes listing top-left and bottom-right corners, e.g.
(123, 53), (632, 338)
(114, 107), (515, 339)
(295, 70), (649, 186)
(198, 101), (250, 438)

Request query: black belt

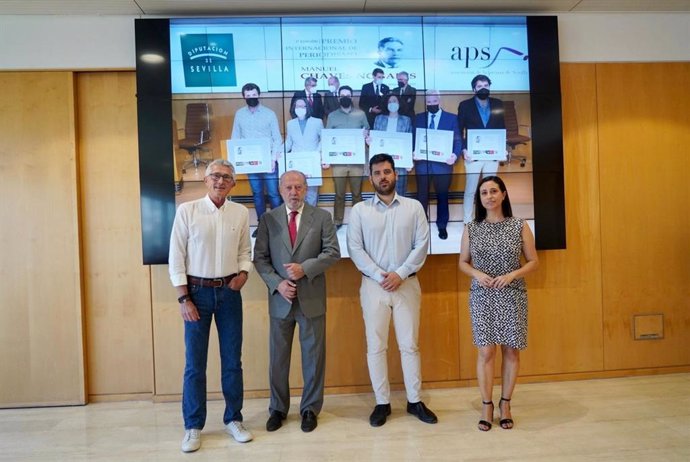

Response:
(362, 272), (416, 278)
(187, 274), (237, 288)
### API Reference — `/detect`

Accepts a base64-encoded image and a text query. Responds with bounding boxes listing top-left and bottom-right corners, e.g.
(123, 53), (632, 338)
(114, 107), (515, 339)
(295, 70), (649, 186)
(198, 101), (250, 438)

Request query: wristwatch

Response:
(178, 294), (191, 304)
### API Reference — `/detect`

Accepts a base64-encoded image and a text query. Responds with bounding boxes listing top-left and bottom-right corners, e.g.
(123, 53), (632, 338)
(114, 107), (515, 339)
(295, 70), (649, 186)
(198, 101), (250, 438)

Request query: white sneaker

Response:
(225, 421), (253, 443)
(181, 428), (201, 453)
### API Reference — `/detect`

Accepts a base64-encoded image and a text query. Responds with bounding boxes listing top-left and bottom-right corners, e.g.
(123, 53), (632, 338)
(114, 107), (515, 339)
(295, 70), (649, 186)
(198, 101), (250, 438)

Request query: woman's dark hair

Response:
(379, 93), (401, 116)
(474, 175), (512, 222)
(290, 97), (312, 119)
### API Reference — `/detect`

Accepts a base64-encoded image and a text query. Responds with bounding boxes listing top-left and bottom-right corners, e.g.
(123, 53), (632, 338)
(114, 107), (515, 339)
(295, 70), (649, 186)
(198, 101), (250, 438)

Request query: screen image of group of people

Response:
(172, 69), (533, 248)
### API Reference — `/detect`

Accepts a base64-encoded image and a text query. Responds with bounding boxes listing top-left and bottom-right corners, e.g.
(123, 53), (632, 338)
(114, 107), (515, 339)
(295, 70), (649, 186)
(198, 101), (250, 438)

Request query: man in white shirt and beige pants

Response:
(169, 159), (253, 453)
(347, 153), (438, 428)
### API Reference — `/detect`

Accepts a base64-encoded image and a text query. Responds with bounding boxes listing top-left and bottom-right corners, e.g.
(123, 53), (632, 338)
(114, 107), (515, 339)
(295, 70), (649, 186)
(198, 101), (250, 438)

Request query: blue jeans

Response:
(395, 168), (408, 197)
(248, 169), (281, 220)
(183, 284), (243, 429)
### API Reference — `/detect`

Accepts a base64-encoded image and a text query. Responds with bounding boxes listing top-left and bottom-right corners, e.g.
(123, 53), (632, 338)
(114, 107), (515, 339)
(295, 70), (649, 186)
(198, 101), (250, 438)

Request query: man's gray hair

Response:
(280, 170), (307, 187)
(205, 159), (236, 180)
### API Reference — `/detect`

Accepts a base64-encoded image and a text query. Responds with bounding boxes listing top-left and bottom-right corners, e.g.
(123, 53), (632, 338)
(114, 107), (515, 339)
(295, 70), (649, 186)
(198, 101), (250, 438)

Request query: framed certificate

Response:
(467, 129), (507, 161)
(414, 128), (454, 163)
(226, 138), (272, 174)
(369, 130), (413, 169)
(278, 151), (323, 186)
(321, 129), (366, 165)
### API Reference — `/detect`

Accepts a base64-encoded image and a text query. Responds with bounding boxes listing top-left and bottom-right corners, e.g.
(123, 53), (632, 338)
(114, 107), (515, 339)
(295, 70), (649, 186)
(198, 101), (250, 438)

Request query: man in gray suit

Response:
(253, 170), (341, 433)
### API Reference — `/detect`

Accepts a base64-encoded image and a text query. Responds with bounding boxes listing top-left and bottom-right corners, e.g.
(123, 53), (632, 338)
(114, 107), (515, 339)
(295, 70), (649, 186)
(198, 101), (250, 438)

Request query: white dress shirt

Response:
(285, 203), (305, 233)
(169, 195), (252, 287)
(347, 193), (429, 282)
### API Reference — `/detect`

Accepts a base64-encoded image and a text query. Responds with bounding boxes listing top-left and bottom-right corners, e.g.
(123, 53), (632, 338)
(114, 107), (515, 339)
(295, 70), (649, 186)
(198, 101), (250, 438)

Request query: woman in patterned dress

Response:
(459, 176), (538, 431)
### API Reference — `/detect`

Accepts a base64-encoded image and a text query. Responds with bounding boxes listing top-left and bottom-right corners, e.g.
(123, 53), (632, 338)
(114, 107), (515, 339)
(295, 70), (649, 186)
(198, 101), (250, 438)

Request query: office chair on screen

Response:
(503, 100), (531, 168)
(180, 103), (211, 171)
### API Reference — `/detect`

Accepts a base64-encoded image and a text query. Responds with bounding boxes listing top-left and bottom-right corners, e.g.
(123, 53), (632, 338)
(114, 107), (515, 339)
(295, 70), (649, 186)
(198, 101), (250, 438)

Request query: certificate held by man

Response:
(226, 138), (273, 174)
(278, 151), (323, 186)
(466, 129), (507, 161)
(414, 128), (454, 163)
(369, 131), (413, 169)
(321, 129), (366, 165)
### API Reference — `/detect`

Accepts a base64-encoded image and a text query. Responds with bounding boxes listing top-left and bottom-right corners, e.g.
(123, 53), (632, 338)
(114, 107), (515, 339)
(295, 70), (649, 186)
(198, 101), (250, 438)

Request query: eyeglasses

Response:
(208, 173), (233, 182)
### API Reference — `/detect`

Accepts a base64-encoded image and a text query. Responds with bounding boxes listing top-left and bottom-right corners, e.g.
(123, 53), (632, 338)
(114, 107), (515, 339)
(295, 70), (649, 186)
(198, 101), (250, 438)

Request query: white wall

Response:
(0, 13), (688, 70)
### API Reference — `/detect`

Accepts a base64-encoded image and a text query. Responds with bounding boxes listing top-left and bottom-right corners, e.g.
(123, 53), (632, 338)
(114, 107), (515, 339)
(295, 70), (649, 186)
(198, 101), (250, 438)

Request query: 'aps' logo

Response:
(181, 34), (237, 87)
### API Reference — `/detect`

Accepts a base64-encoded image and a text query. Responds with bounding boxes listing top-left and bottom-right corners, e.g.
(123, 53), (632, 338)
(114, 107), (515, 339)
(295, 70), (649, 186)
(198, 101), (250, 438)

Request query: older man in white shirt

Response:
(169, 159), (253, 453)
(347, 153), (438, 428)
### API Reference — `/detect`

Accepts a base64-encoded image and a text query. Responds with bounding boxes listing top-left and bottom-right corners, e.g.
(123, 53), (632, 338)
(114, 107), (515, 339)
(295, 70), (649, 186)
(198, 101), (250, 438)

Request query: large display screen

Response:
(135, 15), (564, 264)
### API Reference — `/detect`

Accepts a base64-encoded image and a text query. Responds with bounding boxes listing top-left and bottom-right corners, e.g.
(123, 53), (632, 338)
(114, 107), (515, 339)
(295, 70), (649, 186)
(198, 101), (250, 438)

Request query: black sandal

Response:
(478, 400), (493, 431)
(499, 397), (514, 429)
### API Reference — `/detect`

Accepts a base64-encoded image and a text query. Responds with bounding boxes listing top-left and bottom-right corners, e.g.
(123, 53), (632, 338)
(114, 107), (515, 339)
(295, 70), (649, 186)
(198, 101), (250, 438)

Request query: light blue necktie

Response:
(429, 113), (436, 129)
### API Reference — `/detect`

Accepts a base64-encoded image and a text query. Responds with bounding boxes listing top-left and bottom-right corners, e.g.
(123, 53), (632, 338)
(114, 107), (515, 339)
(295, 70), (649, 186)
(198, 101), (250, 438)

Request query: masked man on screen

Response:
(323, 76), (341, 117)
(347, 153), (437, 428)
(360, 68), (390, 128)
(413, 90), (461, 240)
(325, 85), (370, 229)
(232, 82), (284, 236)
(253, 170), (340, 434)
(391, 71), (417, 120)
(169, 159), (253, 453)
(457, 74), (506, 224)
(291, 76), (324, 120)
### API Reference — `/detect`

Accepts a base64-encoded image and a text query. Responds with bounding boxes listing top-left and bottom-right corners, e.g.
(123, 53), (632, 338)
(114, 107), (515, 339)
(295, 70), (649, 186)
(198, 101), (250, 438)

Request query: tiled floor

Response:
(1, 373), (689, 461)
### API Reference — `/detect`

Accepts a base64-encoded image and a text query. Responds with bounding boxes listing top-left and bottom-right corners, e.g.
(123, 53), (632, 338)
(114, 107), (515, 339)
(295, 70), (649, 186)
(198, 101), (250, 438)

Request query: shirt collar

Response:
(204, 194), (227, 211)
(372, 192), (400, 207)
(286, 203), (305, 218)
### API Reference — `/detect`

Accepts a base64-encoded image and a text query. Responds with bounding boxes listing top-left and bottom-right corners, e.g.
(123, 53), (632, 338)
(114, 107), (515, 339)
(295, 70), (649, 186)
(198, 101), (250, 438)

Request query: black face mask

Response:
(475, 88), (490, 100)
(426, 104), (440, 114)
(397, 81), (405, 88)
(339, 96), (352, 108)
(245, 97), (259, 107)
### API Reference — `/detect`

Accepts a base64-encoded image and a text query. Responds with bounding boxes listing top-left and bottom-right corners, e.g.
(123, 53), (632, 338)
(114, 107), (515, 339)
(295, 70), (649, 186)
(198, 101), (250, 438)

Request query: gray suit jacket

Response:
(253, 204), (340, 319)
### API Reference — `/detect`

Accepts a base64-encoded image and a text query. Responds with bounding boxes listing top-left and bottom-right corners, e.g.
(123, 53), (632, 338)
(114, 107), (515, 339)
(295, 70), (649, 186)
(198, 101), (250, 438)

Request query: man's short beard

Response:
(374, 180), (396, 196)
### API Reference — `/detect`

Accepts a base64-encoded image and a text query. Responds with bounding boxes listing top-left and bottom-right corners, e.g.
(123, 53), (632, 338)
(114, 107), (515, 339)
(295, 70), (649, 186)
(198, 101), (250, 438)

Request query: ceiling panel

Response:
(364, 0), (581, 13)
(572, 0), (690, 12)
(0, 0), (142, 15)
(137, 0), (367, 15)
(0, 0), (689, 15)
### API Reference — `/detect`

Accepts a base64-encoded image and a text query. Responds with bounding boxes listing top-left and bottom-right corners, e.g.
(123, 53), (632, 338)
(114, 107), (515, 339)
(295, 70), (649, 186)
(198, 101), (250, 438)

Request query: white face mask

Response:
(328, 85), (337, 93)
(375, 78), (383, 85)
(387, 102), (400, 113)
(295, 107), (307, 119)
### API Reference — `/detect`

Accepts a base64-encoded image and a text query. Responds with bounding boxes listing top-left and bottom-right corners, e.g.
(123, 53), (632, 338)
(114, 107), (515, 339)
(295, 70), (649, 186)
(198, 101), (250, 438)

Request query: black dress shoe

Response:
(438, 228), (448, 240)
(369, 403), (391, 427)
(266, 410), (286, 432)
(301, 410), (317, 432)
(407, 401), (438, 424)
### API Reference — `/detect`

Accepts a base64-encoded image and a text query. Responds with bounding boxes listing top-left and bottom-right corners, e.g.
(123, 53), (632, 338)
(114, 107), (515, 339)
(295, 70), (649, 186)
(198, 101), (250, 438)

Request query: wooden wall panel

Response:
(520, 63), (605, 376)
(76, 72), (154, 397)
(597, 63), (690, 369)
(0, 72), (85, 407)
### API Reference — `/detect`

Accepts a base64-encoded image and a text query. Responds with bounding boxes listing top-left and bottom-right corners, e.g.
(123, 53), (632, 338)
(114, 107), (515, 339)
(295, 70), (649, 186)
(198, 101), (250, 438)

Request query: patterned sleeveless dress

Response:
(467, 217), (528, 349)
